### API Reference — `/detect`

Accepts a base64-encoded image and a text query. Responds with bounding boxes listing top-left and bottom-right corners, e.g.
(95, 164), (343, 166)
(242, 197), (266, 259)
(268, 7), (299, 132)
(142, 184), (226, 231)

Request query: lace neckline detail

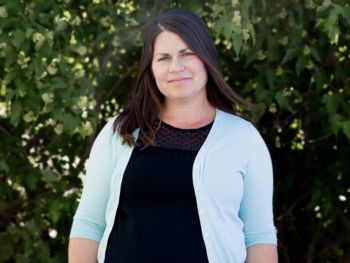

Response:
(152, 119), (214, 151)
(159, 120), (214, 132)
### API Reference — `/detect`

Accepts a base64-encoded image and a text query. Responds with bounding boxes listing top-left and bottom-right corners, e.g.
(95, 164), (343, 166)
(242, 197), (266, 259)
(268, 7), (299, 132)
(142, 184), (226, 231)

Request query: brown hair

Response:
(113, 7), (251, 146)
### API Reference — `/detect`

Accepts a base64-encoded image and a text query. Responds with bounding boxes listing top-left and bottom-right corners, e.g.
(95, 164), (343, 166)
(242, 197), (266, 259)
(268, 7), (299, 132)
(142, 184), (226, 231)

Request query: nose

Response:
(169, 57), (185, 73)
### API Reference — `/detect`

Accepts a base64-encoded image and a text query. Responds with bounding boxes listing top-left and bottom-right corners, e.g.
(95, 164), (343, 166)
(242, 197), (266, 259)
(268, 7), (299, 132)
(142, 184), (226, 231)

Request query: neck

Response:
(160, 99), (216, 129)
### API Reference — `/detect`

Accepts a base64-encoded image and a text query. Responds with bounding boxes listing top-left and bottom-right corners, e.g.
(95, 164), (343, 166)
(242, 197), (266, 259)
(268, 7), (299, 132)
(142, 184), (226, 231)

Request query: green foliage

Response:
(0, 0), (349, 262)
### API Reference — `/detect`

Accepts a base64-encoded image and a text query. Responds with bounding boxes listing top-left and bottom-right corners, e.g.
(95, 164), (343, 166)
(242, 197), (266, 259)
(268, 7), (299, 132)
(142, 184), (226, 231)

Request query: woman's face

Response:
(151, 31), (208, 105)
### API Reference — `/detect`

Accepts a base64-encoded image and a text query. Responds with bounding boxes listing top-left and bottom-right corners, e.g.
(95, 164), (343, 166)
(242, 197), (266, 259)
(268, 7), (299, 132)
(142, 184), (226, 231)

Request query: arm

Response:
(246, 244), (278, 263)
(68, 118), (117, 262)
(239, 124), (278, 260)
(68, 238), (99, 263)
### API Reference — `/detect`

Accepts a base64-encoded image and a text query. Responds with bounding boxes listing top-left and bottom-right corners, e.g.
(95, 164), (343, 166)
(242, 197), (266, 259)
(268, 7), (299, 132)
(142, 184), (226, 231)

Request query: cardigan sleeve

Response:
(69, 117), (116, 242)
(239, 124), (277, 247)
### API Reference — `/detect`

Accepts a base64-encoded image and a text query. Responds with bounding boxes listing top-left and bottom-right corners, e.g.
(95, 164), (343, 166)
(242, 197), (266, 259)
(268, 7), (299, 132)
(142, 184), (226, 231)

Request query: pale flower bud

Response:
(77, 46), (87, 56)
(0, 6), (8, 18)
(0, 42), (8, 57)
(23, 111), (35, 123)
(82, 121), (94, 135)
(0, 101), (7, 117)
(276, 66), (284, 76)
(32, 32), (45, 50)
(303, 45), (311, 55)
(47, 64), (58, 75)
(242, 28), (250, 41)
(100, 16), (111, 27)
(42, 92), (54, 104)
(231, 0), (239, 7)
(54, 124), (63, 135)
(232, 11), (242, 27)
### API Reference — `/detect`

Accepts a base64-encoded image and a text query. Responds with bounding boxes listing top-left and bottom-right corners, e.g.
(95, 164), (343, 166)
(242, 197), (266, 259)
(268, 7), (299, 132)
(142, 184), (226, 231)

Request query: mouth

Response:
(168, 77), (191, 83)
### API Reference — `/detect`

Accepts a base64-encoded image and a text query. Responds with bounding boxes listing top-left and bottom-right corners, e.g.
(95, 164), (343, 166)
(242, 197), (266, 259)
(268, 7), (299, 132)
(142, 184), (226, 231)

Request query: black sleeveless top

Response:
(104, 120), (213, 263)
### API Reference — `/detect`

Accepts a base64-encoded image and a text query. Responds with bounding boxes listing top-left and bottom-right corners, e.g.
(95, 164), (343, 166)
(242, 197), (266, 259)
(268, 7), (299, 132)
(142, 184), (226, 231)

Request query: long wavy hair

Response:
(113, 7), (251, 146)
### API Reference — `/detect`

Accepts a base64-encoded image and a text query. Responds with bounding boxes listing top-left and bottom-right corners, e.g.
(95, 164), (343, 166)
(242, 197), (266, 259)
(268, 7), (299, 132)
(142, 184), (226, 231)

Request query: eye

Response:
(158, 56), (169, 62)
(183, 52), (194, 56)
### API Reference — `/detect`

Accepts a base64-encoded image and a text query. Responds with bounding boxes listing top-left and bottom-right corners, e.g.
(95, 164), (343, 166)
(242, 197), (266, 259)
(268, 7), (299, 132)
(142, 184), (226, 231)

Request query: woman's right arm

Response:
(68, 238), (99, 263)
(68, 117), (117, 262)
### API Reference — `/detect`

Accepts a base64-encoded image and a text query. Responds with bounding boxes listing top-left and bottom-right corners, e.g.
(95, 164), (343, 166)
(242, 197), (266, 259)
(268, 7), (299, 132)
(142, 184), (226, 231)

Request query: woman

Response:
(69, 7), (278, 263)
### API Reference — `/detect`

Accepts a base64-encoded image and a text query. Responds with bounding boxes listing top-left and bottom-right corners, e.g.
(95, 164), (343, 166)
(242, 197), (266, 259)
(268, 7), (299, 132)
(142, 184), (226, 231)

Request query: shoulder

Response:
(219, 110), (251, 126)
(106, 115), (118, 129)
(102, 115), (139, 146)
(90, 115), (124, 152)
(103, 114), (139, 140)
(216, 109), (258, 138)
(94, 116), (118, 141)
(213, 110), (269, 158)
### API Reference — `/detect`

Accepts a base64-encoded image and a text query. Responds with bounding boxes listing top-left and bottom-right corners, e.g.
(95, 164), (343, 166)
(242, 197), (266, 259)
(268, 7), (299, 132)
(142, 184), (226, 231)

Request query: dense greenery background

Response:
(0, 0), (349, 262)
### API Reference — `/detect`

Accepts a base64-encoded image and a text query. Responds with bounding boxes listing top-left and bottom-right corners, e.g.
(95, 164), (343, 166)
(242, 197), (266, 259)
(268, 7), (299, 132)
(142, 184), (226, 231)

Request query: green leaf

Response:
(0, 160), (10, 172)
(322, 94), (339, 114)
(49, 200), (62, 223)
(61, 113), (80, 133)
(342, 121), (350, 141)
(265, 69), (276, 89)
(26, 172), (40, 190)
(42, 168), (58, 183)
(255, 86), (272, 102)
(222, 16), (234, 41)
(329, 114), (343, 134)
(10, 101), (22, 127)
(55, 21), (68, 32)
(251, 103), (266, 122)
(211, 4), (225, 18)
(295, 55), (307, 75)
(275, 91), (293, 112)
(242, 0), (253, 9)
(11, 29), (25, 49)
(25, 28), (34, 38)
(51, 77), (67, 90)
(341, 7), (350, 26)
(313, 70), (327, 90)
(232, 32), (243, 57)
(311, 48), (321, 62)
(281, 48), (297, 64)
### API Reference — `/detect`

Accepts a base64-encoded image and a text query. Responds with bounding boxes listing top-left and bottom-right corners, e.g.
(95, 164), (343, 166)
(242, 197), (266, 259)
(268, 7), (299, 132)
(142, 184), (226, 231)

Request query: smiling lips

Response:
(168, 77), (192, 83)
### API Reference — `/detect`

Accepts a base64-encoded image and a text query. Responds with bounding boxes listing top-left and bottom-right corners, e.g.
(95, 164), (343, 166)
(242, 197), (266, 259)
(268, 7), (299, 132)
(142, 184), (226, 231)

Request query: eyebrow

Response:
(155, 48), (191, 56)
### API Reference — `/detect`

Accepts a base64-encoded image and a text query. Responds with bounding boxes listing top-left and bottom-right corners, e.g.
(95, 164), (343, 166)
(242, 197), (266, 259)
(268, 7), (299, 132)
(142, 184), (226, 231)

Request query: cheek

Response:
(195, 65), (208, 82)
(191, 60), (207, 78)
(152, 66), (166, 82)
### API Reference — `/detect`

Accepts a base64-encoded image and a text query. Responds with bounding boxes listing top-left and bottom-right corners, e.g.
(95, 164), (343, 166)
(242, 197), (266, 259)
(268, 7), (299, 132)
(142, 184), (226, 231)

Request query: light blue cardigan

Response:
(70, 108), (277, 263)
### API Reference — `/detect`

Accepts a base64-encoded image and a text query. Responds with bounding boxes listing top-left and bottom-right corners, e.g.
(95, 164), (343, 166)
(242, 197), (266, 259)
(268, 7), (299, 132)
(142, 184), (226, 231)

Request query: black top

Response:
(104, 120), (213, 263)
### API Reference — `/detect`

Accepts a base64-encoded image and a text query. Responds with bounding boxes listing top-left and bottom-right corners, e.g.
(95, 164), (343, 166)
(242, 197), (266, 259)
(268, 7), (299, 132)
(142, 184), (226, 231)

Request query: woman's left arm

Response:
(246, 244), (278, 263)
(239, 124), (278, 262)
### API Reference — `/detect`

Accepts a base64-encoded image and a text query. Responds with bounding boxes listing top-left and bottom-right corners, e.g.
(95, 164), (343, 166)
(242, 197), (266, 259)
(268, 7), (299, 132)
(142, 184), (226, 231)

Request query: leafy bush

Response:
(0, 0), (349, 262)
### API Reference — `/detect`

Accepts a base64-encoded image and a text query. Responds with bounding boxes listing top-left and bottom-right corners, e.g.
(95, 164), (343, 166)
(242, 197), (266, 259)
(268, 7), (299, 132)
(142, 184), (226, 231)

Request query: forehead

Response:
(153, 31), (189, 54)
